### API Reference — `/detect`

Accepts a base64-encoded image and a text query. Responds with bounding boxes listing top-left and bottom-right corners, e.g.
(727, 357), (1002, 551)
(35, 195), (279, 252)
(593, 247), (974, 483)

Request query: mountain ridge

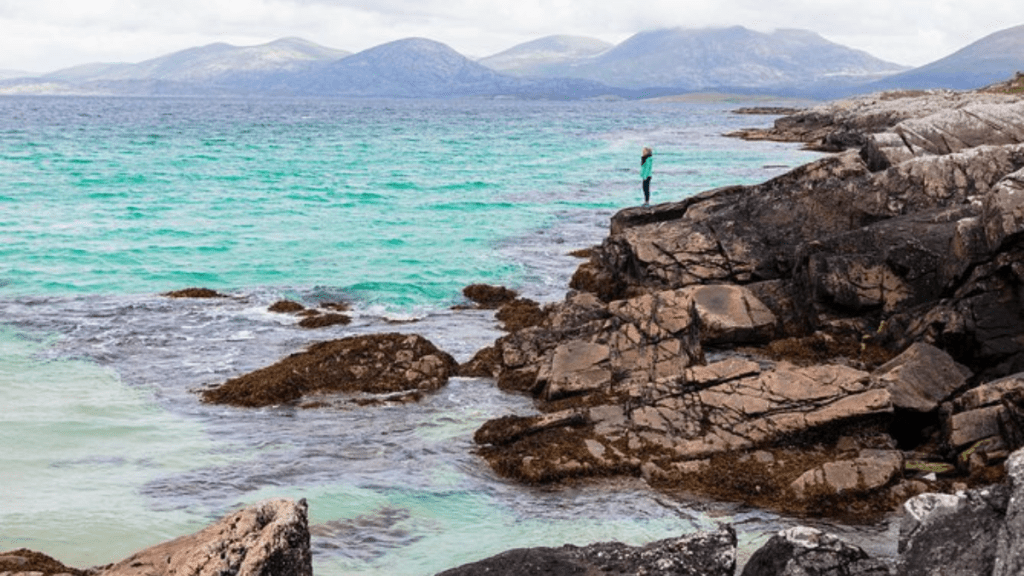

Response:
(869, 23), (1024, 91)
(3, 24), (1023, 99)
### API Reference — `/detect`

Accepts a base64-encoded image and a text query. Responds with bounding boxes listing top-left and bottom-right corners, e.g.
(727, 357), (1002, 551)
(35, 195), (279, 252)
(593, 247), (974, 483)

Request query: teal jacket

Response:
(640, 154), (653, 179)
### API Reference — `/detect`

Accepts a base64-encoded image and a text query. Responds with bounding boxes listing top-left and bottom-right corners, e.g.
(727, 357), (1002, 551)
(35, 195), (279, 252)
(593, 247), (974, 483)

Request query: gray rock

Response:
(435, 525), (736, 576)
(943, 374), (1024, 452)
(982, 167), (1024, 252)
(682, 284), (777, 344)
(894, 446), (1024, 575)
(736, 90), (1022, 152)
(740, 526), (892, 576)
(790, 450), (904, 500)
(873, 342), (972, 413)
(994, 449), (1024, 575)
(897, 486), (1010, 575)
(98, 498), (312, 576)
(541, 340), (612, 399)
(893, 101), (1024, 158)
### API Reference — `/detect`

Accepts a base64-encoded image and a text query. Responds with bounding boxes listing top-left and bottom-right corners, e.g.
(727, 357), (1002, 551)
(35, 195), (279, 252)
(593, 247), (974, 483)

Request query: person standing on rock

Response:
(640, 147), (653, 207)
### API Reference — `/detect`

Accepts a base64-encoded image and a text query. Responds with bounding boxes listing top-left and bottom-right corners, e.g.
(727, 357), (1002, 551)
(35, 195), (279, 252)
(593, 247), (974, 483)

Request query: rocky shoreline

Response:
(9, 81), (1024, 574)
(464, 82), (1024, 522)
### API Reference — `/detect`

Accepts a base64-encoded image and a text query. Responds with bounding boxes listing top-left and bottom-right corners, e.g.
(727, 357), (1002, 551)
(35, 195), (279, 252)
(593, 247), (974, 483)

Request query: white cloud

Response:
(0, 0), (1019, 72)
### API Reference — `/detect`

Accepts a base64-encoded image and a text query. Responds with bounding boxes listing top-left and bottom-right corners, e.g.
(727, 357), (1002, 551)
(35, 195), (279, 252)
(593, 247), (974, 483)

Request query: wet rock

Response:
(296, 312), (352, 329)
(873, 342), (972, 413)
(495, 297), (546, 332)
(435, 525), (736, 576)
(458, 345), (501, 378)
(740, 526), (892, 576)
(201, 333), (458, 407)
(268, 300), (305, 313)
(98, 498), (311, 576)
(462, 284), (518, 309)
(163, 287), (227, 298)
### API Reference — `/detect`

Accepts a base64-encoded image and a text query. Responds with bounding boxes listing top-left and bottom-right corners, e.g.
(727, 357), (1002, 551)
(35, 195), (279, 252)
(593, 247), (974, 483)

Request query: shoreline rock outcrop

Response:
(13, 447), (1024, 576)
(472, 83), (1024, 520)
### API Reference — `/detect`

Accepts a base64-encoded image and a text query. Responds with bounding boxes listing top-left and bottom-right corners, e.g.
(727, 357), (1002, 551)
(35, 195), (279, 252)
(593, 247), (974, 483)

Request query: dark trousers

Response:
(642, 177), (651, 203)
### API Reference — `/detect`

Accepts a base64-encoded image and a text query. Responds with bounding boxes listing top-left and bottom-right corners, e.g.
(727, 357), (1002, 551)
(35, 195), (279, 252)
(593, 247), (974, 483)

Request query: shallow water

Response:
(0, 96), (897, 574)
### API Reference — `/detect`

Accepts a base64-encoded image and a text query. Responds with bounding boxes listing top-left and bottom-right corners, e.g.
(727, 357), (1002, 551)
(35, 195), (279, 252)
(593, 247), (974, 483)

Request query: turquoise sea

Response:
(0, 96), (895, 574)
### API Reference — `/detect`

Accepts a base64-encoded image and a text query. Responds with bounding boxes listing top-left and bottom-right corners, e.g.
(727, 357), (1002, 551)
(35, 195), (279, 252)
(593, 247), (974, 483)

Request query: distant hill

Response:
(488, 27), (907, 98)
(869, 24), (1024, 91)
(479, 35), (613, 76)
(0, 69), (37, 80)
(42, 38), (349, 85)
(285, 37), (618, 98)
(292, 37), (518, 97)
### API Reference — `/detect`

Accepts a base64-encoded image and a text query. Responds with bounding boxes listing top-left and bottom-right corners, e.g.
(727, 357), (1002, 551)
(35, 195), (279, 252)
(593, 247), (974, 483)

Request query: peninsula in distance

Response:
(1, 23), (1023, 99)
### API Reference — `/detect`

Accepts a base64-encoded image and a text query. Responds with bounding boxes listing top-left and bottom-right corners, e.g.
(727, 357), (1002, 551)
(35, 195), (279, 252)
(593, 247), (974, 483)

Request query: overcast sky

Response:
(0, 0), (1019, 73)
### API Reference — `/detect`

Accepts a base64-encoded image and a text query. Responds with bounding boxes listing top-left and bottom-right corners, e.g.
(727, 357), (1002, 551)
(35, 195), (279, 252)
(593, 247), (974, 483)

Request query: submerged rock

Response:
(296, 312), (352, 329)
(268, 300), (305, 313)
(462, 284), (518, 309)
(201, 333), (458, 407)
(163, 287), (227, 298)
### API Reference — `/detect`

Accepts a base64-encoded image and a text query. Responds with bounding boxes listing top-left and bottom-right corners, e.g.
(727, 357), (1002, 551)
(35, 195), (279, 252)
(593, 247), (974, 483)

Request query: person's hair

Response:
(642, 147), (652, 156)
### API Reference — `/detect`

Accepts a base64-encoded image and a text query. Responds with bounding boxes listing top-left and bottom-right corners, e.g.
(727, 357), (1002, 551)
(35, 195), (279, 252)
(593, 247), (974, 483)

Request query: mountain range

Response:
(2, 24), (1022, 99)
(869, 23), (1024, 91)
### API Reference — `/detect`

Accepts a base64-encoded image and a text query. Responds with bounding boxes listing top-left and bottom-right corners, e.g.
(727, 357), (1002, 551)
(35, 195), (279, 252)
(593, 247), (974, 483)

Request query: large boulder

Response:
(435, 525), (737, 576)
(201, 333), (458, 407)
(99, 498), (312, 576)
(897, 483), (1010, 575)
(740, 526), (892, 576)
(873, 342), (973, 413)
(683, 284), (777, 344)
